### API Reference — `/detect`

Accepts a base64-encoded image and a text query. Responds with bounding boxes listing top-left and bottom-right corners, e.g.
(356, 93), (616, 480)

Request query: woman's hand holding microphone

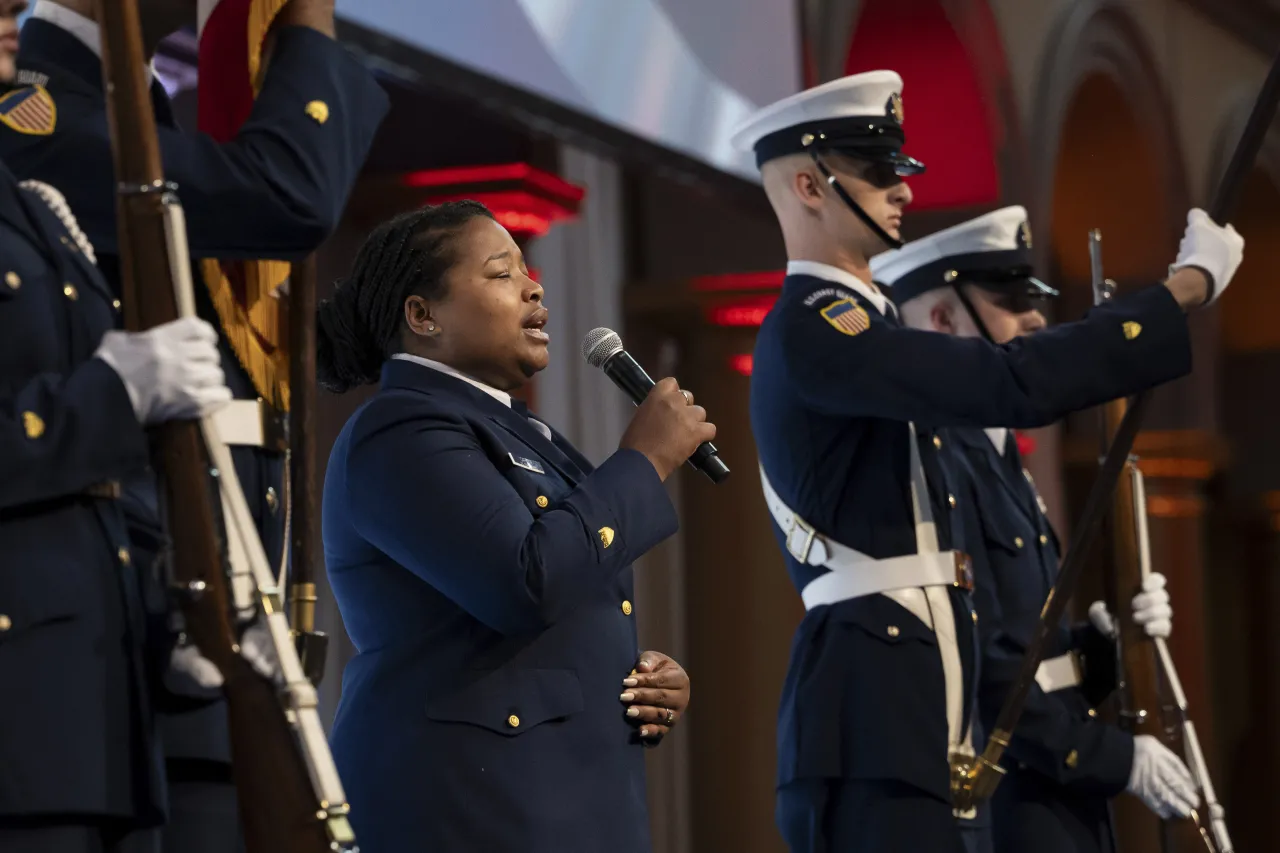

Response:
(618, 377), (717, 482)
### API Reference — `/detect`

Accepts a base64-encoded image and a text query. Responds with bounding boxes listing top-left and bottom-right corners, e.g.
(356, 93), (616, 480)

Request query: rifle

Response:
(288, 254), (328, 684)
(1092, 231), (1233, 853)
(951, 48), (1280, 813)
(95, 3), (354, 851)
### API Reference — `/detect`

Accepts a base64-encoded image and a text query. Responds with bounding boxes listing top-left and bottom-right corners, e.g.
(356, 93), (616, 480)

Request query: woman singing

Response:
(317, 201), (705, 853)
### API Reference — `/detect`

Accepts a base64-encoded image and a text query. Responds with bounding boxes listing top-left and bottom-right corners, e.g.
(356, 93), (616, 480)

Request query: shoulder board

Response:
(0, 85), (56, 136)
(19, 180), (97, 265)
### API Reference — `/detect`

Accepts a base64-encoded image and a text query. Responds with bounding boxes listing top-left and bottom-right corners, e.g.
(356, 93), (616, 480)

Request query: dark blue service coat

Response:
(0, 162), (164, 826)
(323, 359), (680, 853)
(750, 270), (1191, 851)
(952, 428), (1131, 853)
(0, 16), (389, 765)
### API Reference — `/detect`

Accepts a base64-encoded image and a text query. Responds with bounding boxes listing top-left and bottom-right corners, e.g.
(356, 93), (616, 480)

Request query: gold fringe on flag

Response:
(198, 0), (293, 410)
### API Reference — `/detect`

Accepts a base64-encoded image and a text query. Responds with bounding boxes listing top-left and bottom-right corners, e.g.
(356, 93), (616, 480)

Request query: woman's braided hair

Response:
(316, 200), (495, 393)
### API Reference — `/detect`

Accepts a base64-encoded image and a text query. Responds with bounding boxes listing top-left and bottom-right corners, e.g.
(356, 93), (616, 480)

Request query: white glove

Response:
(164, 641), (225, 697)
(1088, 573), (1173, 639)
(1127, 734), (1199, 819)
(1170, 208), (1244, 305)
(239, 619), (282, 684)
(95, 317), (231, 424)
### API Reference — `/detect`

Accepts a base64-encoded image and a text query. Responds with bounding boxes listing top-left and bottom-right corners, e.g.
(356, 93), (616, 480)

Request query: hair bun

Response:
(315, 281), (383, 393)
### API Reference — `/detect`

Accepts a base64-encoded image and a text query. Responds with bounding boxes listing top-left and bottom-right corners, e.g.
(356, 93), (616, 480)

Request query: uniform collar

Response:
(984, 427), (1009, 456)
(390, 353), (513, 408)
(786, 259), (890, 316)
(27, 5), (155, 86)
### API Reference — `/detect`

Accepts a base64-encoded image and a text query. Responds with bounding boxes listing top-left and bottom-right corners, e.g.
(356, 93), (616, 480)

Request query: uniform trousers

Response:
(0, 819), (161, 853)
(991, 771), (1115, 853)
(777, 778), (967, 853)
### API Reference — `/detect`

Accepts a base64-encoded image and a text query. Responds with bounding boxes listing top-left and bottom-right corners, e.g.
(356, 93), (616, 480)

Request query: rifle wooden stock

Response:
(955, 48), (1280, 811)
(95, 4), (344, 851)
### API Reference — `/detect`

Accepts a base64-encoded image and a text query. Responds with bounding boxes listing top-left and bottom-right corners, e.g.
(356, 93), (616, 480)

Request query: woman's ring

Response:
(680, 390), (692, 405)
(665, 708), (675, 725)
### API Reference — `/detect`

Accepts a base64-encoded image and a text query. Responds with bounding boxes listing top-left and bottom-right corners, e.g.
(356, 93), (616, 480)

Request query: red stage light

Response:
(728, 354), (754, 376)
(706, 296), (778, 327)
(691, 270), (786, 292)
(399, 164), (585, 239)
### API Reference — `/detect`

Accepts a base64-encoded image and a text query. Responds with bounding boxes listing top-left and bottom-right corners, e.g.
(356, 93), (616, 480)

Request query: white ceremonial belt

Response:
(211, 400), (287, 451)
(800, 552), (969, 609)
(759, 464), (973, 610)
(1035, 651), (1083, 693)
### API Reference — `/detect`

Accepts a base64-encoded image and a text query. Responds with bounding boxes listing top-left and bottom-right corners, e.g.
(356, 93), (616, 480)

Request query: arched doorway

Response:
(1036, 4), (1219, 851)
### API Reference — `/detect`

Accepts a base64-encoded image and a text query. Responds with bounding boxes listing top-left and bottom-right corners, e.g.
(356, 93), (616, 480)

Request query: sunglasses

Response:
(977, 287), (1051, 315)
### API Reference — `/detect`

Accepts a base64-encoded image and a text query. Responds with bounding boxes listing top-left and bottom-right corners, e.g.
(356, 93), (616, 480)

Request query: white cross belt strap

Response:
(211, 399), (287, 451)
(758, 465), (973, 606)
(1035, 651), (1083, 693)
(759, 423), (977, 817)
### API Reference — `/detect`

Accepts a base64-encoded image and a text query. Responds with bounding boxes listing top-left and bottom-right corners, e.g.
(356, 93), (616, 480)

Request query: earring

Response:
(427, 324), (436, 332)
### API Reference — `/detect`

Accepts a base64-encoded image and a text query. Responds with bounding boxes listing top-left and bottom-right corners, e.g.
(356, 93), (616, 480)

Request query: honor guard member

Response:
(733, 70), (1243, 853)
(879, 206), (1201, 853)
(0, 8), (232, 850)
(0, 2), (390, 851)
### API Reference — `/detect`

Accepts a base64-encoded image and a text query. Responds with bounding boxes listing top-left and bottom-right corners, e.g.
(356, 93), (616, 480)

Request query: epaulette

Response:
(19, 179), (97, 265)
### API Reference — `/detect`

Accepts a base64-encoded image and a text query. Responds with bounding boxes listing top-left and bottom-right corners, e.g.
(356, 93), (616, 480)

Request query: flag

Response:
(196, 0), (293, 410)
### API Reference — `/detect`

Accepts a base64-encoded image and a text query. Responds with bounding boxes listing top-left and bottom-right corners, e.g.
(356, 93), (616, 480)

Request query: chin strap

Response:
(950, 281), (995, 344)
(809, 150), (904, 251)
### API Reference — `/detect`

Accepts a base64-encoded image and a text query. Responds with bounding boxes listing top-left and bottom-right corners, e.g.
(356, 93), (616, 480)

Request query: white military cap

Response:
(871, 205), (1057, 304)
(729, 70), (924, 175)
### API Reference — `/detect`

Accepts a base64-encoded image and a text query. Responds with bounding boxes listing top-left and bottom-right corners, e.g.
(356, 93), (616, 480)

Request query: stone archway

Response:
(1035, 5), (1220, 852)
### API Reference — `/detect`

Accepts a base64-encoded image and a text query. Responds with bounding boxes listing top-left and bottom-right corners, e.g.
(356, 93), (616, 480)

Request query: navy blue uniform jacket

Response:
(0, 163), (164, 824)
(750, 270), (1191, 808)
(1, 17), (389, 762)
(952, 428), (1130, 849)
(323, 360), (680, 853)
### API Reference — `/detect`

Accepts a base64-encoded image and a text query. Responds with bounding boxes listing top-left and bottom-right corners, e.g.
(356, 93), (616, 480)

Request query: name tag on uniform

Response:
(508, 453), (546, 474)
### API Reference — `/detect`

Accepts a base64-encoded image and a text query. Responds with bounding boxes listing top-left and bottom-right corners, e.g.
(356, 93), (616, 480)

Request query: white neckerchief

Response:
(33, 2), (156, 85)
(391, 353), (552, 440)
(787, 259), (890, 317)
(985, 427), (1009, 456)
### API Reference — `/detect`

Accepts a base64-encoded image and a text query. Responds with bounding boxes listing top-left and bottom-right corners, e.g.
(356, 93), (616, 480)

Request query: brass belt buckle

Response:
(785, 516), (818, 564)
(83, 480), (122, 500)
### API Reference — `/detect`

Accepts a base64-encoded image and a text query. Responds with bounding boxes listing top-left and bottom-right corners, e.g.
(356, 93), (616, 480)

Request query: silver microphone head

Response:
(582, 327), (624, 368)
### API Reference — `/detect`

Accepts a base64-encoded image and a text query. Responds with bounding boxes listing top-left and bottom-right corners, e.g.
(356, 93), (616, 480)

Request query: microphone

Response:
(582, 327), (730, 484)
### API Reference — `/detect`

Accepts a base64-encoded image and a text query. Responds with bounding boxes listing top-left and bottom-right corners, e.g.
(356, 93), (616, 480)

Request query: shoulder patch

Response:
(0, 86), (56, 136)
(819, 298), (871, 336)
(14, 69), (49, 88)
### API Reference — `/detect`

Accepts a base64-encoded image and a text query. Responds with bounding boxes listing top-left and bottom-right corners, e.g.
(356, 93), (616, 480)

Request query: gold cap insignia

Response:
(305, 100), (330, 125)
(23, 410), (44, 439)
(1018, 221), (1032, 249)
(1122, 321), (1142, 340)
(598, 526), (615, 549)
(887, 92), (904, 125)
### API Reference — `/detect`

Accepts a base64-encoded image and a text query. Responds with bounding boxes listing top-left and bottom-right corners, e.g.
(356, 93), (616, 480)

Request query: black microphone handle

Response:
(601, 351), (731, 484)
